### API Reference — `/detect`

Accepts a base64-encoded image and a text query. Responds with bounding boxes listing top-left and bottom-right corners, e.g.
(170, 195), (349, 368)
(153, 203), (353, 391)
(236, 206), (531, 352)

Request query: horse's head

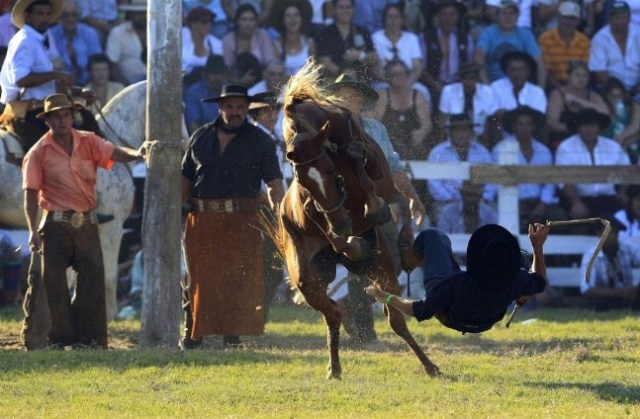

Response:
(287, 121), (352, 238)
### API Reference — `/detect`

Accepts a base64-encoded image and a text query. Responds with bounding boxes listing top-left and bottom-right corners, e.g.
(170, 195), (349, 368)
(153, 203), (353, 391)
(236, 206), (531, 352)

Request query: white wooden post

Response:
(496, 140), (520, 234)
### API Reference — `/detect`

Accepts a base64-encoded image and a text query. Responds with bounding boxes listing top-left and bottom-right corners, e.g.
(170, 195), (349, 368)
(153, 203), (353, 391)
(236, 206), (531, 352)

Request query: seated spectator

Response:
(485, 0), (534, 29)
(105, 0), (147, 85)
(422, 1), (474, 104)
(547, 60), (609, 147)
(222, 4), (275, 68)
(589, 1), (640, 92)
(439, 61), (499, 141)
(183, 0), (232, 40)
(78, 0), (120, 45)
(183, 54), (229, 133)
(474, 0), (545, 85)
(491, 51), (547, 115)
(538, 1), (591, 91)
(247, 59), (287, 94)
(555, 108), (630, 223)
(602, 77), (632, 141)
(269, 0), (315, 77)
(182, 7), (222, 83)
(83, 53), (125, 115)
(371, 60), (433, 161)
(616, 89), (640, 159)
(0, 0), (17, 47)
(232, 51), (264, 87)
(49, 0), (102, 86)
(427, 114), (497, 233)
(615, 184), (640, 238)
(492, 106), (563, 232)
(371, 3), (423, 86)
(226, 0), (274, 27)
(580, 216), (640, 311)
(315, 0), (377, 80)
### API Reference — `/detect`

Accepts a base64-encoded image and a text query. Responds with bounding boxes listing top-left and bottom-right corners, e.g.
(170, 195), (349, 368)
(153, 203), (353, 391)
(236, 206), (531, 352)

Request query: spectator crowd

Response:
(1, 0), (640, 336)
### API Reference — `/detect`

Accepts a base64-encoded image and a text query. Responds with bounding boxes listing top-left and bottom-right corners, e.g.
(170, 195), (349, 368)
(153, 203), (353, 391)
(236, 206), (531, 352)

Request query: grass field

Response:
(1, 304), (639, 418)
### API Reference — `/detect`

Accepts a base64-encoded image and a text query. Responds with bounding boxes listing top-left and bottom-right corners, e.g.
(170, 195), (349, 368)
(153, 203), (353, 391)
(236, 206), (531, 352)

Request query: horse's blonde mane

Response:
(282, 58), (344, 113)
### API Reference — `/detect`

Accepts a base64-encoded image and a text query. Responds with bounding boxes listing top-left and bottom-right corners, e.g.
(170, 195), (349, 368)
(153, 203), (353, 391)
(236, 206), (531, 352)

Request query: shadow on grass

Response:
(524, 381), (640, 404)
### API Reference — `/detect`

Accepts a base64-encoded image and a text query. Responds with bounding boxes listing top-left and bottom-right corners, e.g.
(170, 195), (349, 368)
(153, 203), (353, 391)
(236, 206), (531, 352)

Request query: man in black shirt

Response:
(181, 84), (284, 349)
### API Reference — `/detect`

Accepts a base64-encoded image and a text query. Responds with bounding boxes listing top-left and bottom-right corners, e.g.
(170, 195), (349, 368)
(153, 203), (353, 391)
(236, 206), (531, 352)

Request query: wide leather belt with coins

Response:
(192, 198), (258, 214)
(48, 210), (98, 228)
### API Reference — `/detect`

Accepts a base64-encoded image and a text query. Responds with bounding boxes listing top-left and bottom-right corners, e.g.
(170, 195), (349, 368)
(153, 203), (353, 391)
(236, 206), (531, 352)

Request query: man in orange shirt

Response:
(539, 1), (590, 90)
(22, 93), (144, 349)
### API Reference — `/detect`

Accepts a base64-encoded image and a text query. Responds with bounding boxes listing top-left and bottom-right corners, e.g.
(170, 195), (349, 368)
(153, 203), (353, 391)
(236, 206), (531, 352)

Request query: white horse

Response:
(0, 81), (187, 321)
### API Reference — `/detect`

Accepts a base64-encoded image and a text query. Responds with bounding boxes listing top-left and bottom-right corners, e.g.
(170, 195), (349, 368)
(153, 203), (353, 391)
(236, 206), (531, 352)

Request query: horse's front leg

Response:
(386, 304), (440, 377)
(298, 278), (342, 379)
(345, 145), (390, 225)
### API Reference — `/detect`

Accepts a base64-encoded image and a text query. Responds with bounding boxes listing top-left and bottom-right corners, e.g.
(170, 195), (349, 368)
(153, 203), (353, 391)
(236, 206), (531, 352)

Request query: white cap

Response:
(558, 1), (581, 18)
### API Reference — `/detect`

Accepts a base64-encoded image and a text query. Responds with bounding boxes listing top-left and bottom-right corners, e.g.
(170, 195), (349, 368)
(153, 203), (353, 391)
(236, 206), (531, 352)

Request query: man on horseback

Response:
(366, 223), (549, 334)
(0, 0), (73, 151)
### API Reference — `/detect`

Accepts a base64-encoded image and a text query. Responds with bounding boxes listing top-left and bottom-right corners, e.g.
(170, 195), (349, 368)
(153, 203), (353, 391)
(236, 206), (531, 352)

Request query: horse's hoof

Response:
(365, 201), (391, 225)
(342, 236), (372, 261)
(425, 363), (441, 378)
(326, 371), (342, 380)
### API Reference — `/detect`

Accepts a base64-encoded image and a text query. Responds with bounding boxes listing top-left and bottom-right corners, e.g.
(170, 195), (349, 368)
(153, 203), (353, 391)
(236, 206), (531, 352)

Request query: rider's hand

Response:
(528, 223), (549, 249)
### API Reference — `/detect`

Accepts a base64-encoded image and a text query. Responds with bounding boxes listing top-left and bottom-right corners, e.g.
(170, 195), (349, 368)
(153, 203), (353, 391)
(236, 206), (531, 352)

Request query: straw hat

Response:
(12, 0), (64, 29)
(36, 94), (77, 119)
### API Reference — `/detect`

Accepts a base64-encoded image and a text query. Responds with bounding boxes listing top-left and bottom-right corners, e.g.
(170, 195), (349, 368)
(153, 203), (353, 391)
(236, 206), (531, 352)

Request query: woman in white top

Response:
(83, 53), (125, 115)
(371, 3), (423, 85)
(181, 7), (223, 78)
(269, 0), (316, 76)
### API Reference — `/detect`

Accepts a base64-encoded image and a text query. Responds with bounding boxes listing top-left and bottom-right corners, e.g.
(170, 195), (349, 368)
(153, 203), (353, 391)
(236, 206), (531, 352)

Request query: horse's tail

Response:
(282, 58), (340, 113)
(259, 207), (310, 307)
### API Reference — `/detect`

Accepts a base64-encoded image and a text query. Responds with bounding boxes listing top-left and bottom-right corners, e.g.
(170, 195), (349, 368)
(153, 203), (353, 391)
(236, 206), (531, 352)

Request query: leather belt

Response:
(47, 210), (97, 228)
(192, 198), (258, 214)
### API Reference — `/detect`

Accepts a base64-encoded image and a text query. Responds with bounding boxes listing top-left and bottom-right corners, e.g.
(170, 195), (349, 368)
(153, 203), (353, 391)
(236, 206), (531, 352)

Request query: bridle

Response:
(290, 145), (348, 215)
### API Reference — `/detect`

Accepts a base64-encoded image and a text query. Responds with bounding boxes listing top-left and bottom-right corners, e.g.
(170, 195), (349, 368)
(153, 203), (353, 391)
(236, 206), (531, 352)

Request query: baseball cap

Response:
(499, 0), (520, 11)
(558, 1), (580, 18)
(610, 0), (631, 15)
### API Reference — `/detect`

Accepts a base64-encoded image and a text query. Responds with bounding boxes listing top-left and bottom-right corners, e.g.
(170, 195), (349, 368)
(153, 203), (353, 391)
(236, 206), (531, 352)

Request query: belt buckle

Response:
(224, 200), (233, 213)
(70, 212), (84, 228)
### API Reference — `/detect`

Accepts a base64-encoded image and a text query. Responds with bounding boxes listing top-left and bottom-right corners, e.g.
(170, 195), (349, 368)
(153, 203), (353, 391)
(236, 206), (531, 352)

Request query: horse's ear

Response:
(316, 121), (330, 143)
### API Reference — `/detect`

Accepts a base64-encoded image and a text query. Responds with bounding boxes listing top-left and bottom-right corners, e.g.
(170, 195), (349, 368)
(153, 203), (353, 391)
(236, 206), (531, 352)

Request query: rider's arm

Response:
(529, 223), (549, 284)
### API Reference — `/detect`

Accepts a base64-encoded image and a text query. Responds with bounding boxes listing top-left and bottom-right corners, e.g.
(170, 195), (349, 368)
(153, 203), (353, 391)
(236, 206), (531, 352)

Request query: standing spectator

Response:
(555, 108), (630, 221)
(427, 114), (497, 233)
(22, 93), (144, 349)
(222, 4), (275, 68)
(371, 3), (423, 86)
(615, 184), (640, 238)
(314, 0), (377, 80)
(180, 84), (284, 349)
(269, 0), (316, 76)
(490, 51), (547, 115)
(0, 0), (73, 151)
(183, 0), (231, 40)
(77, 0), (119, 45)
(105, 0), (147, 85)
(589, 0), (640, 92)
(326, 73), (425, 344)
(422, 1), (474, 103)
(49, 0), (102, 86)
(547, 60), (610, 147)
(538, 1), (591, 90)
(493, 106), (561, 231)
(182, 7), (223, 82)
(439, 60), (499, 140)
(83, 53), (125, 115)
(580, 217), (640, 311)
(474, 0), (545, 85)
(183, 54), (230, 133)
